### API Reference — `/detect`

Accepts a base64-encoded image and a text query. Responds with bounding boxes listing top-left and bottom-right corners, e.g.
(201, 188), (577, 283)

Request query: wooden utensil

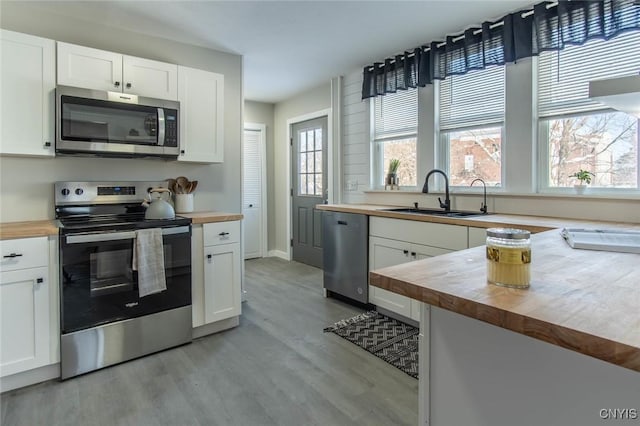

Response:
(189, 181), (198, 193)
(176, 176), (189, 194)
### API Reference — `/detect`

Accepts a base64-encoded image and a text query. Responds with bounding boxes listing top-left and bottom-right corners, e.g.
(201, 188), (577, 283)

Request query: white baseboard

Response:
(267, 250), (290, 260)
(192, 316), (240, 339)
(1, 363), (60, 393)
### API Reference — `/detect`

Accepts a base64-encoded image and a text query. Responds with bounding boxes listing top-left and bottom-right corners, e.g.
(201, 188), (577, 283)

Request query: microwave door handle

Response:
(157, 108), (165, 146)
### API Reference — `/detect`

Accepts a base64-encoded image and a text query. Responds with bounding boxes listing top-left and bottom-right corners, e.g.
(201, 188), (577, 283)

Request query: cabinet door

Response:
(0, 30), (55, 157)
(0, 267), (50, 377)
(203, 243), (241, 324)
(57, 42), (123, 92)
(178, 66), (224, 163)
(122, 55), (177, 100)
(408, 243), (454, 321)
(468, 227), (487, 248)
(369, 236), (412, 317)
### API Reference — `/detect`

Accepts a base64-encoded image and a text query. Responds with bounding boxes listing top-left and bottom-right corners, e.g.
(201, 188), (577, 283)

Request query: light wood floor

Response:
(1, 257), (418, 426)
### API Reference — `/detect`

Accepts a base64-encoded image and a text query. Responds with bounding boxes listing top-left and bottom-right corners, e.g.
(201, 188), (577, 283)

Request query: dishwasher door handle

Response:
(337, 220), (348, 225)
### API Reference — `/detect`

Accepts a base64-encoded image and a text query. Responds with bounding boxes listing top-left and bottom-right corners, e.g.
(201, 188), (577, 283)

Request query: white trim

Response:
(267, 250), (289, 260)
(286, 108), (332, 261)
(243, 122), (268, 259)
(0, 363), (60, 393)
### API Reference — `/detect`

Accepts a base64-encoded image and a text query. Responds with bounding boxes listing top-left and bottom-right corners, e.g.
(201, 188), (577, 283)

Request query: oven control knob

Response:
(75, 188), (84, 196)
(61, 188), (70, 196)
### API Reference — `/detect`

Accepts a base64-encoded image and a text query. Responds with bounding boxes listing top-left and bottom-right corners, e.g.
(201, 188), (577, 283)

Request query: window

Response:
(298, 127), (323, 196)
(372, 88), (417, 187)
(538, 31), (640, 191)
(439, 66), (505, 187)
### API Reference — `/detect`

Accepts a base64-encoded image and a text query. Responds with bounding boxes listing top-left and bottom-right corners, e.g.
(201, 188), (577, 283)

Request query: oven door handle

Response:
(66, 226), (190, 244)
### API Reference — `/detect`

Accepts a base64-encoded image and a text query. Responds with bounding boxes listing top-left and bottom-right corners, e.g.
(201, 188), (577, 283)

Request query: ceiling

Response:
(24, 0), (535, 103)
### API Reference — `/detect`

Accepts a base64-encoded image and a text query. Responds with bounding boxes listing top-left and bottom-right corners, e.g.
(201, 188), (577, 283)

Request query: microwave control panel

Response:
(164, 109), (178, 147)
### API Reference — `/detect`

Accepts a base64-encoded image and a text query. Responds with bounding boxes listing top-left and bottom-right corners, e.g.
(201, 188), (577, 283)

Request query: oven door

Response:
(60, 226), (191, 334)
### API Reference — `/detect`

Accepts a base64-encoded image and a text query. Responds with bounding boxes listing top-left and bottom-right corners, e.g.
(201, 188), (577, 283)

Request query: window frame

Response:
(370, 88), (418, 189)
(438, 123), (506, 190)
(537, 109), (640, 195)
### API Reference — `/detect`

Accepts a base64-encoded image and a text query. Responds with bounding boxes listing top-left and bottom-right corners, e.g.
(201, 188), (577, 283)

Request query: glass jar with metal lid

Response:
(486, 228), (531, 288)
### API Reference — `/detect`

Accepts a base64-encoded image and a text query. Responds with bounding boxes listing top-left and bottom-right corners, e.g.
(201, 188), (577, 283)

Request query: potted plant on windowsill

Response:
(570, 169), (594, 194)
(386, 159), (400, 189)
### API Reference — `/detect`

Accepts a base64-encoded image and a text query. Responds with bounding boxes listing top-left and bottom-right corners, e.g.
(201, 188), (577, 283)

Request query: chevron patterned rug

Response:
(324, 311), (419, 379)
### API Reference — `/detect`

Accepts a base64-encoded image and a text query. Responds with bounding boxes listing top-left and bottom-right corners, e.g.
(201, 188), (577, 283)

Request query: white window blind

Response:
(373, 88), (418, 140)
(439, 66), (505, 131)
(538, 31), (640, 118)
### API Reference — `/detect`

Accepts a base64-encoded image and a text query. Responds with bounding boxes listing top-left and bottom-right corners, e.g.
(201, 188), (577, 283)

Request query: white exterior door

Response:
(243, 124), (266, 259)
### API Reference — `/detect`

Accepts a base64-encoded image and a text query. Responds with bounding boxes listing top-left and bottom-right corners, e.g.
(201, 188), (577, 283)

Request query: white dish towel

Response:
(132, 228), (167, 298)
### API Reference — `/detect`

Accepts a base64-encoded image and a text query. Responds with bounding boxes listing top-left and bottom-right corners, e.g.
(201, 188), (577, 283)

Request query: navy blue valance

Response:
(362, 0), (640, 99)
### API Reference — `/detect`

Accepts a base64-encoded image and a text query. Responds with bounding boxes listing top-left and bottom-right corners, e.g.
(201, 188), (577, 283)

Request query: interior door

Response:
(291, 116), (327, 268)
(243, 124), (265, 259)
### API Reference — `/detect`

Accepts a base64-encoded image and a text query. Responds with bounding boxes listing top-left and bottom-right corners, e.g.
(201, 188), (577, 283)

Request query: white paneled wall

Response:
(341, 70), (369, 203)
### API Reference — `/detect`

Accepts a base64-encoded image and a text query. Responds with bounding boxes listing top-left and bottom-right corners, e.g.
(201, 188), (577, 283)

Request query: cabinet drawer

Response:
(203, 221), (240, 246)
(0, 237), (48, 272)
(370, 217), (467, 251)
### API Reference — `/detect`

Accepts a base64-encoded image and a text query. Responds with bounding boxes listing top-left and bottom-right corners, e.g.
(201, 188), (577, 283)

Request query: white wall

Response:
(0, 2), (242, 222)
(272, 82), (331, 254)
(244, 101), (275, 250)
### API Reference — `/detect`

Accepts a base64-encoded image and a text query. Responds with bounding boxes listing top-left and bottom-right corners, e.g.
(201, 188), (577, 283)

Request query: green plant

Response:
(387, 159), (400, 175)
(570, 169), (595, 185)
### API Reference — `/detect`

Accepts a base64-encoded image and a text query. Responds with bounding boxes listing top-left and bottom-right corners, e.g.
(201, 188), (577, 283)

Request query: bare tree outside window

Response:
(546, 112), (638, 188)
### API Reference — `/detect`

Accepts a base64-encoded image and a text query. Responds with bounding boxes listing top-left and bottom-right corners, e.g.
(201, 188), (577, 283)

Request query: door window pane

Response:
(298, 126), (323, 196)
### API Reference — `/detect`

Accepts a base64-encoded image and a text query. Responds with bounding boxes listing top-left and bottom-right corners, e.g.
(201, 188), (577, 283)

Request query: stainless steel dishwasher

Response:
(322, 211), (368, 303)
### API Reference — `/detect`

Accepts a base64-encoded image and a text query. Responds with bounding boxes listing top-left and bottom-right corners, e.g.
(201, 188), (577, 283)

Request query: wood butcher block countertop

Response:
(319, 203), (640, 372)
(0, 211), (242, 240)
(180, 211), (243, 224)
(0, 220), (59, 240)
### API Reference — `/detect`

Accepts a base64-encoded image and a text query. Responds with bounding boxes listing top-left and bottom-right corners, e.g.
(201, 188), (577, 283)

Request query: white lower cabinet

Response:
(468, 226), (488, 248)
(0, 236), (55, 379)
(192, 221), (241, 330)
(368, 217), (467, 322)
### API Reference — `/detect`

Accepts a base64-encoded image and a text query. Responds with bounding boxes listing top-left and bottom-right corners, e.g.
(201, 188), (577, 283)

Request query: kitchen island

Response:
(317, 203), (640, 425)
(370, 229), (640, 426)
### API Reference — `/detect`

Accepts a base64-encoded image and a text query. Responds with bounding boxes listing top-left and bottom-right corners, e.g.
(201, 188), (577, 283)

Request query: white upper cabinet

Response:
(121, 55), (178, 100)
(57, 42), (177, 100)
(177, 65), (224, 163)
(0, 30), (55, 157)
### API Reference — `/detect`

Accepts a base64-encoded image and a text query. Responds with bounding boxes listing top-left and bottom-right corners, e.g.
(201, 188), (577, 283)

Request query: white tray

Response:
(561, 228), (640, 254)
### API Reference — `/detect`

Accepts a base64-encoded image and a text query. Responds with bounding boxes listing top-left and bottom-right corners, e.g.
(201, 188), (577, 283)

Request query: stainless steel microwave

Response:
(56, 85), (180, 158)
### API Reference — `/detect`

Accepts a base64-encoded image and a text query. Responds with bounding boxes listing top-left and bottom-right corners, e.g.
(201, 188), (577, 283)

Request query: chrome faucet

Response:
(422, 169), (450, 212)
(470, 178), (488, 214)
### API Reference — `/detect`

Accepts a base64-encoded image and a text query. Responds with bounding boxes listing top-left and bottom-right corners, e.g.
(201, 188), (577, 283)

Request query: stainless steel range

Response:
(55, 181), (192, 379)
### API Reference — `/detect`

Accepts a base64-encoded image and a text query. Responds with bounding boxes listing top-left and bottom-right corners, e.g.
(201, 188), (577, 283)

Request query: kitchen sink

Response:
(383, 207), (489, 218)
